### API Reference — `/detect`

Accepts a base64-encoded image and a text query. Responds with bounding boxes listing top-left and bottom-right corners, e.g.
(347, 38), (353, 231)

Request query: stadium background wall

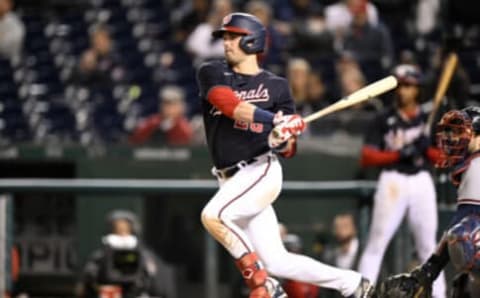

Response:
(0, 145), (457, 297)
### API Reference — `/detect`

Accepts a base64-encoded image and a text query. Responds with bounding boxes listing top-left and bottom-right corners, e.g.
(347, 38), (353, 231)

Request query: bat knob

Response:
(272, 127), (281, 138)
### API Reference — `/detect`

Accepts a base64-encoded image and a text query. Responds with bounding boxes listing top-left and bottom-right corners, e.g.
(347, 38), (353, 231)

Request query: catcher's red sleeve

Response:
(361, 145), (400, 167)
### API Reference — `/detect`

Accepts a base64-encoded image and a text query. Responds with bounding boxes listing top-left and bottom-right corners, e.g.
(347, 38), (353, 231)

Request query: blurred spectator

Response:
(319, 213), (359, 298)
(185, 0), (233, 65)
(71, 25), (125, 88)
(336, 54), (365, 97)
(273, 0), (320, 23)
(286, 58), (310, 115)
(416, 0), (440, 36)
(423, 47), (471, 109)
(324, 0), (378, 40)
(341, 1), (394, 74)
(306, 70), (337, 135)
(245, 0), (286, 73)
(306, 70), (333, 109)
(288, 6), (335, 63)
(171, 0), (211, 42)
(0, 0), (24, 61)
(323, 213), (359, 270)
(129, 85), (193, 146)
(335, 53), (383, 111)
(78, 210), (176, 298)
(398, 49), (418, 65)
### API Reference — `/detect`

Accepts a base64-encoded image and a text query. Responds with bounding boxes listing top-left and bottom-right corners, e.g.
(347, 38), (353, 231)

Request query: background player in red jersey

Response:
(357, 63), (446, 297)
(375, 107), (480, 297)
(197, 12), (374, 298)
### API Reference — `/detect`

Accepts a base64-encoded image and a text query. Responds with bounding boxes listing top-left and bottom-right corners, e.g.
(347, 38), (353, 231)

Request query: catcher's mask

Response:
(447, 215), (480, 275)
(436, 109), (473, 168)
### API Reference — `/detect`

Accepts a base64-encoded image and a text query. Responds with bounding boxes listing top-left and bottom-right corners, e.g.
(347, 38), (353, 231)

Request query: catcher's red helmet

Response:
(436, 109), (473, 167)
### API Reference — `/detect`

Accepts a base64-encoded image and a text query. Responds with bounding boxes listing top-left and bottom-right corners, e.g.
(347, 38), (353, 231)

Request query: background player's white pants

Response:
(201, 153), (362, 296)
(358, 170), (447, 298)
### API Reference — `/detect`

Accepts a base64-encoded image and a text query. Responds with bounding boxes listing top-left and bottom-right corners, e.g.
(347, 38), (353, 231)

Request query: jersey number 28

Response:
(234, 120), (264, 133)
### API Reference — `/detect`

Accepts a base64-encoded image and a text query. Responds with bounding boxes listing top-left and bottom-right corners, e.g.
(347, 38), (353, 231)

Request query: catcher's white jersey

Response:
(457, 155), (480, 205)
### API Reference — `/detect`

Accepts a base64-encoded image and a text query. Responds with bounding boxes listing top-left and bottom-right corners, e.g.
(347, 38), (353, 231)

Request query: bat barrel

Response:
(302, 76), (398, 123)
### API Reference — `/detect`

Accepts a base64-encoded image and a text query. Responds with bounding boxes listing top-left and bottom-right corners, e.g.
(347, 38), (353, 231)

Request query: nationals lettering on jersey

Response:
(365, 107), (430, 174)
(196, 60), (294, 168)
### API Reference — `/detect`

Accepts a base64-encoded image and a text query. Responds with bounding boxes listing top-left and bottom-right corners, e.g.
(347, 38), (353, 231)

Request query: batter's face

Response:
(223, 32), (248, 65)
(396, 83), (419, 106)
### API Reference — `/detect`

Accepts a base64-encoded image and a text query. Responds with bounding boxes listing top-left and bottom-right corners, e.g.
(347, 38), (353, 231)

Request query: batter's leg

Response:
(201, 157), (282, 296)
(201, 158), (281, 257)
(246, 205), (362, 297)
(358, 171), (409, 283)
(407, 171), (446, 298)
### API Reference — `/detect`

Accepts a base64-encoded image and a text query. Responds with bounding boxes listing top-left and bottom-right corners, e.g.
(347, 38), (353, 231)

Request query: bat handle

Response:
(272, 127), (281, 138)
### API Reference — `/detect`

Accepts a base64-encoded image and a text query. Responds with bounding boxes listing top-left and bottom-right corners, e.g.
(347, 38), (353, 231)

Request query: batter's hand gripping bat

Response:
(303, 75), (398, 123)
(425, 52), (458, 134)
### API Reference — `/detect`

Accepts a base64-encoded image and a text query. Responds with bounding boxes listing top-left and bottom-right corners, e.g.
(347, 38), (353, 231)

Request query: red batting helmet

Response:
(212, 13), (266, 54)
(392, 64), (423, 85)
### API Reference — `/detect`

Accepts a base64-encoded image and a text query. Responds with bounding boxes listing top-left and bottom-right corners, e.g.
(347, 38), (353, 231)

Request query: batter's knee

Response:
(201, 209), (223, 234)
(201, 209), (214, 229)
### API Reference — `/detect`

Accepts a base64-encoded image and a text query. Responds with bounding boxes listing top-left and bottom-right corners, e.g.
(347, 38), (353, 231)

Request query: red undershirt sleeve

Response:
(207, 86), (241, 118)
(361, 145), (400, 167)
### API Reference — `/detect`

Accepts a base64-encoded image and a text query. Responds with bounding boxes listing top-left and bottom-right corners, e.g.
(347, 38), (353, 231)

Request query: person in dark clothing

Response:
(78, 210), (176, 298)
(71, 25), (125, 88)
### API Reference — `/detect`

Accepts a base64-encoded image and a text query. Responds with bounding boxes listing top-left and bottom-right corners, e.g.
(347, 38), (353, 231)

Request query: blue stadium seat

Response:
(43, 103), (77, 139)
(0, 115), (32, 142)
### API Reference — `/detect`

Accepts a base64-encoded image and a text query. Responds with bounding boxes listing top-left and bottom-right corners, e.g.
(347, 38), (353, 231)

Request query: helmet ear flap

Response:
(213, 13), (266, 54)
(239, 30), (265, 54)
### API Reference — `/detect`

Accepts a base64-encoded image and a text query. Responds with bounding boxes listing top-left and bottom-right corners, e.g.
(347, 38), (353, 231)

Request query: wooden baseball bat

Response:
(425, 52), (458, 133)
(303, 75), (398, 123)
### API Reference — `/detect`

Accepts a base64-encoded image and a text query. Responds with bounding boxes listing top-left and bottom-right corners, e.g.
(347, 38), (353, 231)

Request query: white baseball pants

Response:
(201, 153), (362, 296)
(358, 170), (447, 298)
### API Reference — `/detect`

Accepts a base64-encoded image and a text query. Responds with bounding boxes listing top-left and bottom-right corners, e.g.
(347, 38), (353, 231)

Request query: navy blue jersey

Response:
(365, 107), (431, 174)
(196, 60), (295, 168)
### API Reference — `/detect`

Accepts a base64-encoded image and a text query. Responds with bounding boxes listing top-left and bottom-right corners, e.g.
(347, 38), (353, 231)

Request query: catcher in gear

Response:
(376, 107), (480, 298)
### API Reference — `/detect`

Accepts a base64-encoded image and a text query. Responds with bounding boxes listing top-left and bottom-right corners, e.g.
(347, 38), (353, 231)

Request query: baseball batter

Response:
(357, 64), (446, 297)
(375, 107), (480, 297)
(197, 12), (373, 298)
